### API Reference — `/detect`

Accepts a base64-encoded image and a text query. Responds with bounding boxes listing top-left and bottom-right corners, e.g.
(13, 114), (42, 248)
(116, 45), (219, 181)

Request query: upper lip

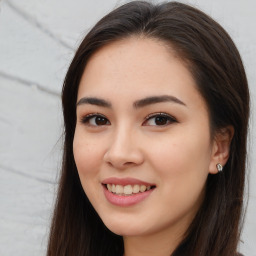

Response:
(102, 177), (155, 186)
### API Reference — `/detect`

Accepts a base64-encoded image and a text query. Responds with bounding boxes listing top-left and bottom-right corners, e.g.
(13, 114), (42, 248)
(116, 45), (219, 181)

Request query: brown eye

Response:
(155, 116), (169, 125)
(81, 114), (110, 126)
(94, 116), (109, 125)
(143, 113), (177, 126)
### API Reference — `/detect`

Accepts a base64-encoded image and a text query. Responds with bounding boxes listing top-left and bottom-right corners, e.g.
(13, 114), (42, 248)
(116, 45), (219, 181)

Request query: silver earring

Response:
(216, 163), (223, 172)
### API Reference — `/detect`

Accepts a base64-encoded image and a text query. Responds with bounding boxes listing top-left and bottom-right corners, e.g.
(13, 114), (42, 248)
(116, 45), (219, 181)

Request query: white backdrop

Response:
(0, 0), (255, 255)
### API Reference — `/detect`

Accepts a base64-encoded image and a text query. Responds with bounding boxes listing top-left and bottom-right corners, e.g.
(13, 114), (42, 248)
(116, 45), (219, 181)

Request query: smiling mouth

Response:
(103, 184), (156, 196)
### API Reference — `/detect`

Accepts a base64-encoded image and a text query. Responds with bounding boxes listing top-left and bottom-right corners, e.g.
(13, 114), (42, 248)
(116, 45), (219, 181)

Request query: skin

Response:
(73, 37), (232, 256)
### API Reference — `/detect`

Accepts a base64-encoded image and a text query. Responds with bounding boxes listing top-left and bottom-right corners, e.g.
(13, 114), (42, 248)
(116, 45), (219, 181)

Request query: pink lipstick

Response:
(102, 177), (156, 207)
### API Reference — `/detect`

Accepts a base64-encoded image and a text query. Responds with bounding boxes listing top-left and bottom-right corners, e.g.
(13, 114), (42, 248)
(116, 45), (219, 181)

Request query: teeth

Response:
(140, 185), (146, 192)
(133, 184), (140, 193)
(115, 185), (123, 194)
(107, 184), (111, 191)
(123, 185), (133, 195)
(106, 184), (153, 195)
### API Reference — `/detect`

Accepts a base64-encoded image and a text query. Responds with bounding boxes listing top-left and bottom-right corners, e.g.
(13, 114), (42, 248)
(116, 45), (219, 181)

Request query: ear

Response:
(209, 126), (234, 174)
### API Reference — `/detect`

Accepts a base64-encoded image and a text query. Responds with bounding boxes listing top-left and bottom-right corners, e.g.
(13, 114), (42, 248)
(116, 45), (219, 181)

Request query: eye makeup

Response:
(80, 111), (177, 127)
(80, 113), (110, 126)
(143, 112), (177, 126)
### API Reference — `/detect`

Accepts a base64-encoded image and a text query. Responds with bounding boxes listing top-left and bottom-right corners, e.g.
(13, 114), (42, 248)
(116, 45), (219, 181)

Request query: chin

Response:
(103, 218), (145, 237)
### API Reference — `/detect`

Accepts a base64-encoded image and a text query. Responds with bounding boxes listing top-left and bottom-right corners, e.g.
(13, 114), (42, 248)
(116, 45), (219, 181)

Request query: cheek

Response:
(73, 130), (106, 207)
(73, 130), (103, 181)
(148, 132), (211, 171)
(146, 129), (211, 199)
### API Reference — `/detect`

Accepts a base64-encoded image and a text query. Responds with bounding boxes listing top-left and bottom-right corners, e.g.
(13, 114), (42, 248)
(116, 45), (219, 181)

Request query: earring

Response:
(216, 163), (223, 172)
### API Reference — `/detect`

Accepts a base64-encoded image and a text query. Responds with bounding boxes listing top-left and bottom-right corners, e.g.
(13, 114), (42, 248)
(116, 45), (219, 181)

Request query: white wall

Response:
(0, 0), (255, 255)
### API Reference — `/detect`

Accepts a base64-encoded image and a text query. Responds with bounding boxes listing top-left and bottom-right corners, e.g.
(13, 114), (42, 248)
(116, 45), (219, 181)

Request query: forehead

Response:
(78, 37), (206, 111)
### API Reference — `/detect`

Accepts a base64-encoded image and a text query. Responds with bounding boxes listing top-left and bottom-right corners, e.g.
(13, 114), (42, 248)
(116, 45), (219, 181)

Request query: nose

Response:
(103, 126), (144, 170)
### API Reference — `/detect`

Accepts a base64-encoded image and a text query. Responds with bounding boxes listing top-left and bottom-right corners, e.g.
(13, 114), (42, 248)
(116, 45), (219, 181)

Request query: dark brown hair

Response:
(47, 1), (249, 255)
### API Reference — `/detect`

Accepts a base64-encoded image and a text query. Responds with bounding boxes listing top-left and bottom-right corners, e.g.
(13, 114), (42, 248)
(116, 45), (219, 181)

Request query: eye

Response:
(80, 114), (110, 126)
(143, 113), (177, 126)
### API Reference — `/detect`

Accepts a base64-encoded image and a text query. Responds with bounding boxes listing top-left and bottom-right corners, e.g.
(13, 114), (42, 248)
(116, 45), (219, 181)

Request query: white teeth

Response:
(115, 185), (123, 194)
(107, 184), (111, 191)
(106, 184), (153, 195)
(123, 185), (133, 195)
(140, 185), (146, 192)
(133, 184), (140, 193)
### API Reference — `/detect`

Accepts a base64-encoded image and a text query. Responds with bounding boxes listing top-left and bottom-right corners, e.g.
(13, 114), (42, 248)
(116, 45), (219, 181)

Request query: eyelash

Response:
(80, 113), (110, 126)
(143, 112), (177, 126)
(80, 112), (177, 127)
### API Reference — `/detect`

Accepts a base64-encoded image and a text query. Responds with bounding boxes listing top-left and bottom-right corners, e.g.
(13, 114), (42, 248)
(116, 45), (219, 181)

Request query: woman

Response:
(47, 1), (249, 255)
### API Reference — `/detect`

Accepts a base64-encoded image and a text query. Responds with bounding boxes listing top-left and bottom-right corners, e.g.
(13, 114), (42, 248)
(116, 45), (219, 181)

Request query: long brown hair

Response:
(47, 1), (249, 255)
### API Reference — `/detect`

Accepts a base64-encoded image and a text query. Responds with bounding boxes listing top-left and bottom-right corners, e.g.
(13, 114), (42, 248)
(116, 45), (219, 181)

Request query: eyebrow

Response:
(76, 95), (186, 108)
(133, 95), (186, 108)
(76, 97), (111, 108)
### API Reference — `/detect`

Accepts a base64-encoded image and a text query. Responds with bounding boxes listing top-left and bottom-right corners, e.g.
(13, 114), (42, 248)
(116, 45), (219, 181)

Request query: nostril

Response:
(103, 144), (144, 169)
(124, 162), (135, 165)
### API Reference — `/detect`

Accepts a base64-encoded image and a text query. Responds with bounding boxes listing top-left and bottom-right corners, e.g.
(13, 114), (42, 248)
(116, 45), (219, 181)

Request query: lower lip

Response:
(103, 185), (155, 207)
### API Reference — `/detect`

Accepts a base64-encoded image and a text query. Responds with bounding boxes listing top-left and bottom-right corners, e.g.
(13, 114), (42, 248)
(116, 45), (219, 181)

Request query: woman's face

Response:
(73, 37), (217, 239)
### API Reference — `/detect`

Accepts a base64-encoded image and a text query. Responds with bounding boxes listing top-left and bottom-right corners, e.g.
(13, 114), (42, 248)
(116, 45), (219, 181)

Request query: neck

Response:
(123, 227), (184, 256)
(122, 192), (203, 256)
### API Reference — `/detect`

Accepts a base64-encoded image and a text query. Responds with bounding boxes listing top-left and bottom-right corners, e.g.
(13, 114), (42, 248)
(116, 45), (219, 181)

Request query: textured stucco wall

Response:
(0, 0), (255, 255)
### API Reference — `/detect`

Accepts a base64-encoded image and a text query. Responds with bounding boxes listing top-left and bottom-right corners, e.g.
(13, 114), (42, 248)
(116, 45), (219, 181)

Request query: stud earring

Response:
(216, 163), (223, 172)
